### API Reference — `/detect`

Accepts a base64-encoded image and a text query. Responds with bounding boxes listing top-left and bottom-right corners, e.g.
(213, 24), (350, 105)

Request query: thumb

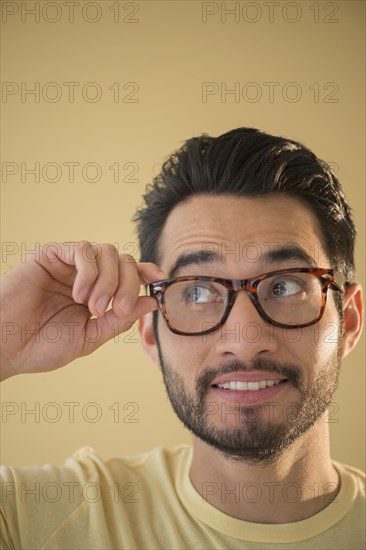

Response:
(81, 295), (158, 354)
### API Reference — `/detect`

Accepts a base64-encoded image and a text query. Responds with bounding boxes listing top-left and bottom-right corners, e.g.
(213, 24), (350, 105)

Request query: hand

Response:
(0, 241), (167, 381)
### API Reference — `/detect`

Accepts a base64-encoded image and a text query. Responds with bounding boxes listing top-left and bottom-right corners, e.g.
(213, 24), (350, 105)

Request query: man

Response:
(0, 127), (364, 548)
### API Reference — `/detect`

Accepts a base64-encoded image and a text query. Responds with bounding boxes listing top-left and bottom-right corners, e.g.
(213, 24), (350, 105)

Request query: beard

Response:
(154, 324), (343, 465)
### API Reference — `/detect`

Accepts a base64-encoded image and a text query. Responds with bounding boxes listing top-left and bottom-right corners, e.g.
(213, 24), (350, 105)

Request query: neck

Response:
(189, 414), (340, 524)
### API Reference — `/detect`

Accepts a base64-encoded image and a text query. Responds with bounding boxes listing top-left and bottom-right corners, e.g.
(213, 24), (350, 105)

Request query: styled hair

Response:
(133, 127), (356, 283)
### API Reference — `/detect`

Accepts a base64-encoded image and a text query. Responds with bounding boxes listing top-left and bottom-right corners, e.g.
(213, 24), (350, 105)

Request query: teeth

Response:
(216, 380), (284, 391)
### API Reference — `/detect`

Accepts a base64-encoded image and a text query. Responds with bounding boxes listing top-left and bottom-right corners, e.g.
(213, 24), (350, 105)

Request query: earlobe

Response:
(138, 312), (160, 365)
(341, 283), (363, 359)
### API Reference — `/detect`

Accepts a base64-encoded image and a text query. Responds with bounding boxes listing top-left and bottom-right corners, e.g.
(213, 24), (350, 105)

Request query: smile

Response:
(214, 380), (287, 391)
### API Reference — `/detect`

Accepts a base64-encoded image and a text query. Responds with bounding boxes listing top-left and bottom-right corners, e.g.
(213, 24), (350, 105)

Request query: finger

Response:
(83, 244), (120, 317)
(71, 242), (101, 304)
(110, 257), (168, 317)
(107, 254), (141, 316)
(35, 240), (100, 302)
(136, 262), (169, 285)
(30, 241), (93, 288)
(38, 242), (167, 292)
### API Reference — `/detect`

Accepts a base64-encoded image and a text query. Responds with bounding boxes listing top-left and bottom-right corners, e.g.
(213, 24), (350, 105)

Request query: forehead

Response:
(158, 194), (327, 273)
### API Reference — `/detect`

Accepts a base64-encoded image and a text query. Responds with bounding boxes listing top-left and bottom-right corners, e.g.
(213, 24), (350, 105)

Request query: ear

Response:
(341, 283), (363, 359)
(138, 312), (160, 366)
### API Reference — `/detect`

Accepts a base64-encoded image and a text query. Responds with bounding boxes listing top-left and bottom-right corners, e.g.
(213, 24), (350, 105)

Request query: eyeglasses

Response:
(146, 267), (343, 336)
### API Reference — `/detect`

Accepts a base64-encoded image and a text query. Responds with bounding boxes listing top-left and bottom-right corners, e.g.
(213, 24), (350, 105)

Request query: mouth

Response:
(212, 379), (289, 391)
(210, 379), (290, 405)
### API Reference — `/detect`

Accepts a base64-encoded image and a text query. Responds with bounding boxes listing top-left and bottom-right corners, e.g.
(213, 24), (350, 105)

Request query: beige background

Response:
(0, 0), (364, 470)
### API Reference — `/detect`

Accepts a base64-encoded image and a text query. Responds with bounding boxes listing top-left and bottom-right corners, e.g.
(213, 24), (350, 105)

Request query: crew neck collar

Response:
(176, 447), (357, 543)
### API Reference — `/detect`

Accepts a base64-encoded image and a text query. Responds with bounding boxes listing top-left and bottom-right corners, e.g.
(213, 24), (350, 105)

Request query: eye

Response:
(183, 284), (219, 304)
(270, 278), (305, 297)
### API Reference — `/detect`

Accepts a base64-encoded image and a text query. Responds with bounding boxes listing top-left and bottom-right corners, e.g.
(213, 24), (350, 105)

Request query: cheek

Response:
(283, 292), (341, 354)
(317, 301), (343, 359)
(280, 320), (340, 372)
(159, 319), (210, 375)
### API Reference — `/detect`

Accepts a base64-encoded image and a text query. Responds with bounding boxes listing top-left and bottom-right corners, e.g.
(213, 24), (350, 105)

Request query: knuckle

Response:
(101, 242), (117, 251)
(120, 253), (137, 264)
(77, 239), (91, 250)
(77, 241), (98, 264)
(100, 243), (119, 259)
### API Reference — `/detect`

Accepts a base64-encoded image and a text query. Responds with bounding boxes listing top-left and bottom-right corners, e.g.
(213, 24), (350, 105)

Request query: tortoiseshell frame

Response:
(146, 267), (344, 336)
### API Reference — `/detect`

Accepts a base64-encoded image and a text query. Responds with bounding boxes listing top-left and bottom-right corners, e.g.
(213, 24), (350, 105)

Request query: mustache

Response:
(197, 358), (303, 396)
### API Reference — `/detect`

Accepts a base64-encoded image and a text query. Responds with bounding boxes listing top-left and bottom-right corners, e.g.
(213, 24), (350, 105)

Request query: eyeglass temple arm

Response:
(330, 274), (347, 293)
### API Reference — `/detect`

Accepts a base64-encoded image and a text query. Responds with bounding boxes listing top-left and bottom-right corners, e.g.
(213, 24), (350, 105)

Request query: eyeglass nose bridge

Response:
(231, 278), (253, 292)
(227, 278), (278, 329)
(228, 278), (261, 314)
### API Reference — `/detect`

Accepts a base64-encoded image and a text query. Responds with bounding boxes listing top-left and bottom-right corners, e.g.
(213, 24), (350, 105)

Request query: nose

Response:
(213, 289), (278, 360)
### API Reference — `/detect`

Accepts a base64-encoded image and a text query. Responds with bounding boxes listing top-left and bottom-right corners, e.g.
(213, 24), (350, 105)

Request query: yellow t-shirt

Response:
(0, 445), (365, 549)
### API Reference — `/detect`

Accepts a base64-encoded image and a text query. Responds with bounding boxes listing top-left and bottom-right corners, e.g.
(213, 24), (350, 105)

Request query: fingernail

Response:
(119, 296), (134, 314)
(78, 288), (88, 303)
(96, 294), (109, 315)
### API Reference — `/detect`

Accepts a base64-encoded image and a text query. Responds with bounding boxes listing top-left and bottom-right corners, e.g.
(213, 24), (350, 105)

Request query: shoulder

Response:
(0, 445), (193, 549)
(0, 443), (192, 490)
(0, 444), (193, 491)
(66, 443), (193, 478)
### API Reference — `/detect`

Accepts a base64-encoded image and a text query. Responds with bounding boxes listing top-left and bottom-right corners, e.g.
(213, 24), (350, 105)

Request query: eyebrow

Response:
(167, 244), (317, 278)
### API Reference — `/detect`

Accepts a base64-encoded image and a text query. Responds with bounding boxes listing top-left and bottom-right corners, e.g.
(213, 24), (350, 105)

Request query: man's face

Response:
(149, 194), (344, 463)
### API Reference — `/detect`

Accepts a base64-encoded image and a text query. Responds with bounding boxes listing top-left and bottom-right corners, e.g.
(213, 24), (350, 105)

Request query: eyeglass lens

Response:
(163, 272), (323, 333)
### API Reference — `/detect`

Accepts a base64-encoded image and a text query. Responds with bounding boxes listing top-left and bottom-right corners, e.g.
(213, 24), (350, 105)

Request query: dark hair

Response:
(132, 127), (356, 332)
